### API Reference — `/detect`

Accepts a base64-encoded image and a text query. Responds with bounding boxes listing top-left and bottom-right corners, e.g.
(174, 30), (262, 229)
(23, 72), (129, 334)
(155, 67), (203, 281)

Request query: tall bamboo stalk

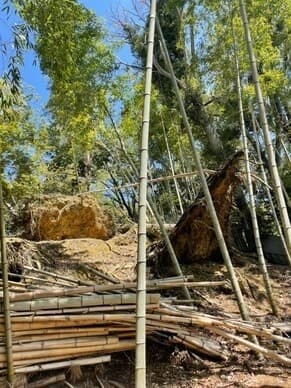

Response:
(136, 1), (156, 386)
(160, 109), (184, 215)
(251, 113), (291, 266)
(239, 0), (291, 254)
(156, 19), (251, 323)
(0, 181), (14, 384)
(280, 137), (291, 164)
(104, 44), (191, 302)
(233, 40), (278, 316)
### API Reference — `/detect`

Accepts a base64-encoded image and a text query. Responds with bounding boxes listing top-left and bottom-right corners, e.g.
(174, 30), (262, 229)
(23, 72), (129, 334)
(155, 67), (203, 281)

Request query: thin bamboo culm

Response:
(155, 18), (252, 325)
(251, 113), (291, 266)
(136, 1), (157, 386)
(232, 29), (279, 316)
(239, 0), (291, 255)
(0, 181), (14, 384)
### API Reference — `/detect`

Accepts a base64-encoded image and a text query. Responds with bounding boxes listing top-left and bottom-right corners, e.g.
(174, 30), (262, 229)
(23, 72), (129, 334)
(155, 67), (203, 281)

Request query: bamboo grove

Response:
(0, 0), (290, 387)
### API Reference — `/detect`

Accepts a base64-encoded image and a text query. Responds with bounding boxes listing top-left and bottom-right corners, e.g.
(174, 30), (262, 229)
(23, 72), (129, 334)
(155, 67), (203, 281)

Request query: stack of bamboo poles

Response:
(0, 275), (290, 379)
(0, 292), (159, 374)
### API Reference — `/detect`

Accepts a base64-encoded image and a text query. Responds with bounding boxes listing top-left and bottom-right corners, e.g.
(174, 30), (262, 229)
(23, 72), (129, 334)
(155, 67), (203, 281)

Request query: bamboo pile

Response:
(0, 272), (290, 380)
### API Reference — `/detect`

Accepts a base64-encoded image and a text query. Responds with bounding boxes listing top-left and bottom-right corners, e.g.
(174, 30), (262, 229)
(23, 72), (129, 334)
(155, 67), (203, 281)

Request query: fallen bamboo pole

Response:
(0, 270), (73, 288)
(171, 334), (228, 360)
(23, 265), (93, 286)
(209, 326), (291, 366)
(14, 355), (111, 374)
(28, 373), (66, 388)
(157, 305), (291, 345)
(6, 280), (229, 302)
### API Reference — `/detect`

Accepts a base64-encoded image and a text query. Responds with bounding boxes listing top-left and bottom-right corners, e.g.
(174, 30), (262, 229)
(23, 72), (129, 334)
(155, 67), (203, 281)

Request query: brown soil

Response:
(22, 194), (114, 241)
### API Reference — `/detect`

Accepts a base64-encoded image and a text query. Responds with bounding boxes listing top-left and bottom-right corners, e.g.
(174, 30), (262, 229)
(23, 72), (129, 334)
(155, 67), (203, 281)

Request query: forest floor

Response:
(10, 226), (291, 387)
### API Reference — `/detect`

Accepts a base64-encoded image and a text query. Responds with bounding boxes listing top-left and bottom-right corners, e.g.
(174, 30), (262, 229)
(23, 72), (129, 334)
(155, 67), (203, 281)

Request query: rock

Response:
(22, 194), (114, 241)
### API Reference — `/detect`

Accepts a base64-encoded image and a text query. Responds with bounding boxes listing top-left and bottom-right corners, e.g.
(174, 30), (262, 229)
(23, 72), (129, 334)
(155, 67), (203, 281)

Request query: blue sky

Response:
(17, 0), (137, 109)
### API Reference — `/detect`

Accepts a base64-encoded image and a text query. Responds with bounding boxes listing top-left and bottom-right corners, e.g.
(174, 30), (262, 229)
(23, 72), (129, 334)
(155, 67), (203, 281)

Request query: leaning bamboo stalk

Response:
(280, 137), (291, 163)
(156, 18), (251, 324)
(90, 171), (214, 194)
(28, 374), (66, 388)
(232, 32), (278, 315)
(0, 181), (14, 384)
(252, 113), (291, 265)
(239, 0), (291, 253)
(160, 108), (184, 215)
(14, 355), (111, 374)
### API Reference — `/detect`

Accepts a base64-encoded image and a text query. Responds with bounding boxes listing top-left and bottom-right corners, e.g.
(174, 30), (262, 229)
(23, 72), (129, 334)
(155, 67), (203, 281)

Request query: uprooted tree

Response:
(149, 150), (270, 276)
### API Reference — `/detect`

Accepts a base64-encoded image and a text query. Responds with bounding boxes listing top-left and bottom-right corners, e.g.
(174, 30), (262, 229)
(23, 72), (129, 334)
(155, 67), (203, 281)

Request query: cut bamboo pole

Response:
(0, 181), (14, 384)
(9, 293), (160, 312)
(0, 339), (135, 363)
(14, 355), (111, 374)
(9, 303), (159, 317)
(0, 335), (119, 354)
(12, 330), (110, 343)
(7, 326), (109, 338)
(6, 280), (228, 303)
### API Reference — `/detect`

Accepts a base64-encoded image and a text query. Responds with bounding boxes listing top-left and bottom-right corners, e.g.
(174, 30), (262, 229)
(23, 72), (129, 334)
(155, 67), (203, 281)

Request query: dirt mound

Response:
(22, 194), (114, 241)
(6, 226), (138, 283)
